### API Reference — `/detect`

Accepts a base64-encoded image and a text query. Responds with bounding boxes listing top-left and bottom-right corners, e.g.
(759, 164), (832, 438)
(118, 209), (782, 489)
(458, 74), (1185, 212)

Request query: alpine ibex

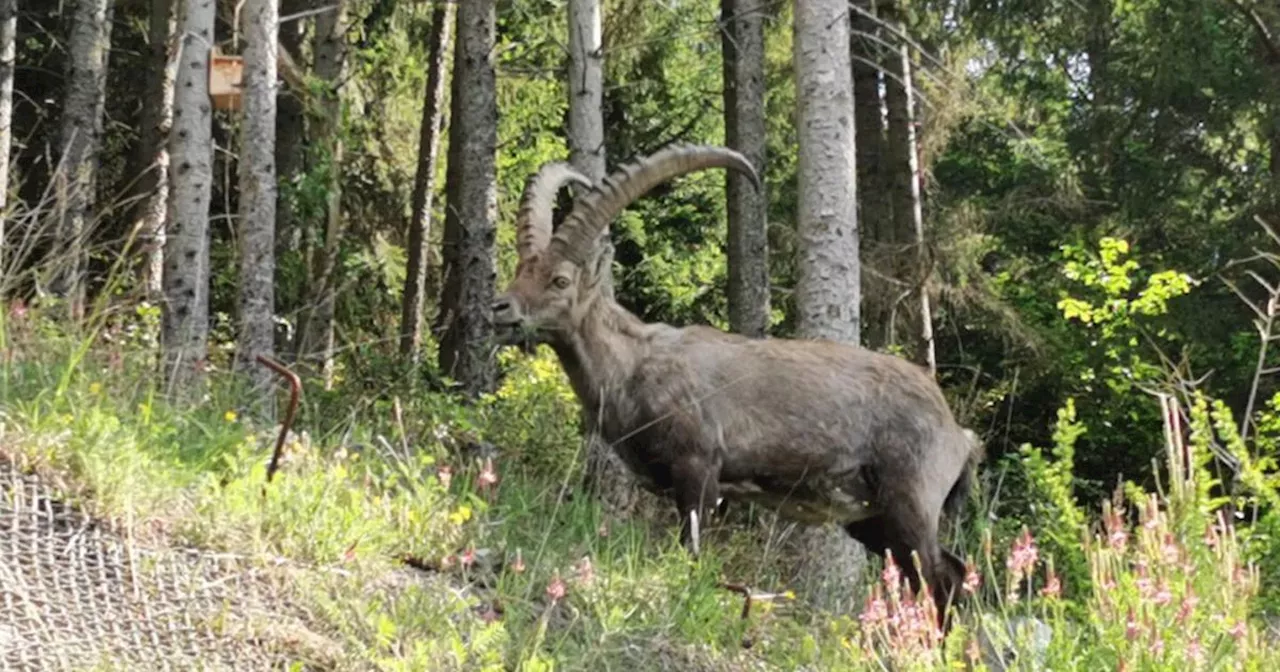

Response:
(491, 143), (981, 622)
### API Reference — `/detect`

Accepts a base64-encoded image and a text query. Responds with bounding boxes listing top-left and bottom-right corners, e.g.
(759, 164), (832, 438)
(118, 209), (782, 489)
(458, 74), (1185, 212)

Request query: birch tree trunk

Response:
(235, 0), (280, 406)
(52, 0), (116, 319)
(787, 0), (866, 613)
(437, 0), (498, 397)
(0, 0), (15, 276)
(568, 0), (606, 185)
(794, 0), (859, 341)
(898, 43), (934, 372)
(569, 0), (642, 513)
(295, 0), (348, 388)
(131, 0), (178, 299)
(720, 0), (770, 338)
(883, 9), (933, 370)
(161, 0), (216, 394)
(400, 0), (454, 360)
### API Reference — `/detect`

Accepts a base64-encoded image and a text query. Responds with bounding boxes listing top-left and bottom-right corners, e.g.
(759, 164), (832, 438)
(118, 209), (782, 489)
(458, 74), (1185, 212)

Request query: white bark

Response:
(235, 0), (279, 402)
(161, 0), (215, 393)
(400, 1), (454, 359)
(794, 0), (860, 342)
(52, 0), (116, 317)
(899, 43), (935, 374)
(0, 0), (15, 276)
(721, 0), (770, 338)
(570, 0), (640, 513)
(788, 0), (866, 612)
(568, 0), (605, 183)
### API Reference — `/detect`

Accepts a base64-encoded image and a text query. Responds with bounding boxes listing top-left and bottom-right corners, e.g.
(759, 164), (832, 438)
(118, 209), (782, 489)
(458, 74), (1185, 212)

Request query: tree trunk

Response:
(437, 0), (498, 397)
(51, 0), (116, 319)
(0, 0), (15, 277)
(794, 0), (860, 341)
(161, 0), (216, 395)
(568, 0), (606, 185)
(1084, 0), (1114, 199)
(275, 0), (310, 262)
(851, 0), (889, 244)
(129, 0), (178, 300)
(400, 0), (454, 360)
(788, 0), (866, 613)
(899, 42), (935, 373)
(851, 0), (895, 350)
(570, 0), (641, 513)
(882, 11), (932, 369)
(235, 0), (280, 409)
(720, 0), (770, 338)
(295, 0), (348, 389)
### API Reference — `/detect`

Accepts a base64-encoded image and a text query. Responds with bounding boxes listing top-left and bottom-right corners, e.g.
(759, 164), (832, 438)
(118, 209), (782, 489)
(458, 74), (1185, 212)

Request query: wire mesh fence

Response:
(0, 457), (336, 671)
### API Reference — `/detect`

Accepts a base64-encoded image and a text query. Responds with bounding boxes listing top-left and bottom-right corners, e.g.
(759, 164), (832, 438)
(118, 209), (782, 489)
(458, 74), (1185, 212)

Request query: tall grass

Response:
(5, 227), (1280, 670)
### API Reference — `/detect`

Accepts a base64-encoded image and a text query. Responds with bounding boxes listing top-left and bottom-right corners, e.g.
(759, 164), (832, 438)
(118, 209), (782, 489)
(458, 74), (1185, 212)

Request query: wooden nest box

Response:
(209, 48), (244, 112)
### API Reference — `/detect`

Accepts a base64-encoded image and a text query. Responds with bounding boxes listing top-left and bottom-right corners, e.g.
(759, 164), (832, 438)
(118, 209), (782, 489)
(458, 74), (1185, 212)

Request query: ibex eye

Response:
(552, 276), (571, 289)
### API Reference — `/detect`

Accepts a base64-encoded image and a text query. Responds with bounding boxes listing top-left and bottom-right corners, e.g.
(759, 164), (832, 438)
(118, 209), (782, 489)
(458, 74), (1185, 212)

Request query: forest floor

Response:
(4, 312), (1280, 670)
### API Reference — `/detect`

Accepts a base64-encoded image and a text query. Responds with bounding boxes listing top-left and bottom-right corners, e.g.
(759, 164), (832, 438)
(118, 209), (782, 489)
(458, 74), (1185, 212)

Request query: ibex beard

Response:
(491, 143), (982, 628)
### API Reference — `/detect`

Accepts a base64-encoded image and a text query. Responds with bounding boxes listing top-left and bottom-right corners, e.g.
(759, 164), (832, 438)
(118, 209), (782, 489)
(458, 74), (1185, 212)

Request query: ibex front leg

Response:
(671, 454), (721, 557)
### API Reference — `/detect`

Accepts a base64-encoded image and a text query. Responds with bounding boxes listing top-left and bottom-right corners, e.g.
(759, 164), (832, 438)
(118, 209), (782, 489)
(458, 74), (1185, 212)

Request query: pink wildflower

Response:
(882, 554), (903, 593)
(478, 458), (498, 489)
(573, 555), (595, 586)
(1039, 567), (1061, 600)
(437, 465), (453, 489)
(1125, 608), (1140, 642)
(1186, 637), (1204, 664)
(546, 573), (567, 602)
(1006, 528), (1039, 582)
(1153, 580), (1172, 607)
(1229, 620), (1247, 641)
(1104, 508), (1129, 551)
(859, 592), (888, 628)
(1204, 524), (1219, 550)
(1160, 533), (1181, 565)
(460, 546), (476, 568)
(962, 561), (982, 594)
(1176, 587), (1198, 625)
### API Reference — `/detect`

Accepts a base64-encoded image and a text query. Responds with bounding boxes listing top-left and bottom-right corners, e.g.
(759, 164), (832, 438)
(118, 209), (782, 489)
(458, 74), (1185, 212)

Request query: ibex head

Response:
(491, 143), (761, 348)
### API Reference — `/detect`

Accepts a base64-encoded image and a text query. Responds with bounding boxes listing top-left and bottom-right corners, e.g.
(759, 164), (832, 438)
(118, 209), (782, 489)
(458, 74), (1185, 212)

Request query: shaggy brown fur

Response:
(491, 143), (982, 625)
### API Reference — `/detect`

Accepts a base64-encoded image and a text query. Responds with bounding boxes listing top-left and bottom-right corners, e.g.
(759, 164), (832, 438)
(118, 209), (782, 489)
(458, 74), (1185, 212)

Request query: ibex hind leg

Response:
(844, 496), (958, 630)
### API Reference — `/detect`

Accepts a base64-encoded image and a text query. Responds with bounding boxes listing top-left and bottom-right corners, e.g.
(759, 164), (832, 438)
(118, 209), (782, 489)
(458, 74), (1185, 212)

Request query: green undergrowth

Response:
(4, 304), (1280, 670)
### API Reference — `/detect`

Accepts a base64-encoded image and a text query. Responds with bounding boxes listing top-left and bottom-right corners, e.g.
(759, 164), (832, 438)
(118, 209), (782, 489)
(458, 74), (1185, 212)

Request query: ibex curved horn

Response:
(515, 162), (592, 261)
(548, 143), (762, 265)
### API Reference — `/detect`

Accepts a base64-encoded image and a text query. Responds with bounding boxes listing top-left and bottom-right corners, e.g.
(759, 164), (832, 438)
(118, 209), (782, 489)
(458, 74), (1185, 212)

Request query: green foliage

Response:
(1010, 399), (1091, 603)
(1049, 237), (1195, 499)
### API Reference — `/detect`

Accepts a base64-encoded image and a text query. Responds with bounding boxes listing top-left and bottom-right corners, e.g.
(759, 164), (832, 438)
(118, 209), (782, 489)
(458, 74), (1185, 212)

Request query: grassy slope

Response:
(2, 307), (1278, 671)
